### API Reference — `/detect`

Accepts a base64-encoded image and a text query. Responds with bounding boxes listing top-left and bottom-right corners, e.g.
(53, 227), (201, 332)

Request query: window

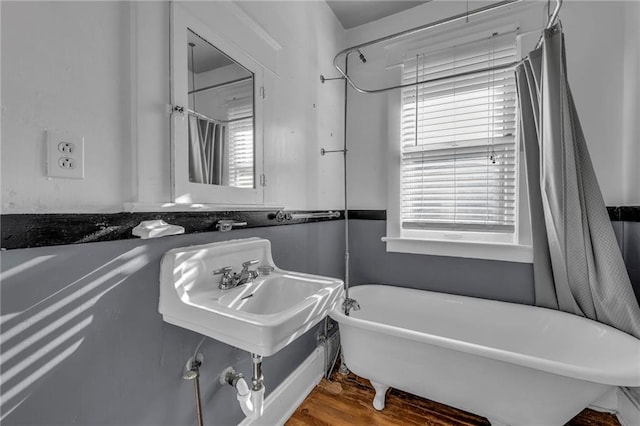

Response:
(224, 86), (255, 188)
(386, 29), (532, 262)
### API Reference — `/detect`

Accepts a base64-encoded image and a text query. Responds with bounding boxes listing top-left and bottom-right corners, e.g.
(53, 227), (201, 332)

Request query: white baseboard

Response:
(238, 353), (639, 426)
(617, 388), (640, 426)
(589, 387), (619, 413)
(589, 387), (640, 426)
(239, 346), (325, 426)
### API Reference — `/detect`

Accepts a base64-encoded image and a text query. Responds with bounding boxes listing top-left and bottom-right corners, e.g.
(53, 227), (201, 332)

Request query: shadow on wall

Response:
(0, 222), (345, 425)
(0, 238), (245, 425)
(0, 247), (150, 420)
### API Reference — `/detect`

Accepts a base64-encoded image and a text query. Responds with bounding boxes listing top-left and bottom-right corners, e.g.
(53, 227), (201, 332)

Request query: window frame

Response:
(385, 26), (535, 263)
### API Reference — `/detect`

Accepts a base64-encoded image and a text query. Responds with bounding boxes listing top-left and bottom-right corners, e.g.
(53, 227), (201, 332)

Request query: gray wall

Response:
(613, 221), (640, 304)
(0, 222), (344, 426)
(3, 217), (636, 425)
(348, 220), (535, 305)
(349, 219), (640, 306)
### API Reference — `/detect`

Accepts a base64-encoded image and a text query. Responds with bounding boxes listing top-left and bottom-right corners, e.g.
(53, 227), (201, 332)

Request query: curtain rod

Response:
(188, 75), (252, 96)
(333, 0), (563, 95)
(188, 109), (252, 125)
(535, 0), (563, 49)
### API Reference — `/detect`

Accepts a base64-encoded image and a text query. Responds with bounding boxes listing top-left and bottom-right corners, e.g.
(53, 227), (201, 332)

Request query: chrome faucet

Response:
(236, 259), (260, 285)
(213, 259), (261, 290)
(213, 266), (234, 289)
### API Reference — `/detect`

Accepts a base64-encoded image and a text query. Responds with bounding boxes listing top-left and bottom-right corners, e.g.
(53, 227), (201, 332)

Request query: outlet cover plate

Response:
(46, 130), (85, 179)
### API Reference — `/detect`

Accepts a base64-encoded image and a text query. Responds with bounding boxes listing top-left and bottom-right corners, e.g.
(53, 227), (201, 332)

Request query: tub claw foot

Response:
(370, 381), (388, 410)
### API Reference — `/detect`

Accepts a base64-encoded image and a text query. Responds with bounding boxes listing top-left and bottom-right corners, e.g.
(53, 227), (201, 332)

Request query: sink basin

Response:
(159, 238), (343, 356)
(218, 274), (330, 315)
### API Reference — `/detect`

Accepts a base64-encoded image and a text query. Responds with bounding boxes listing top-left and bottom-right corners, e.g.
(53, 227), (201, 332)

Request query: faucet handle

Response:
(214, 266), (235, 290)
(257, 265), (275, 275)
(242, 259), (260, 269)
(213, 266), (233, 275)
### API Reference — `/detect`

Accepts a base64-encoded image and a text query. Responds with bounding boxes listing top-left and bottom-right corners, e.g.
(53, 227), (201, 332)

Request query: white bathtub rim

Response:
(331, 285), (640, 387)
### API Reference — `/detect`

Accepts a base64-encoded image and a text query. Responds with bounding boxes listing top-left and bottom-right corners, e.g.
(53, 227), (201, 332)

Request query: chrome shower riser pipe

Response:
(342, 52), (352, 315)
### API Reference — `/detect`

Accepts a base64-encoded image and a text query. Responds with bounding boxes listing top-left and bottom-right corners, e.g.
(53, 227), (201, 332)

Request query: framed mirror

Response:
(186, 28), (254, 188)
(171, 4), (264, 206)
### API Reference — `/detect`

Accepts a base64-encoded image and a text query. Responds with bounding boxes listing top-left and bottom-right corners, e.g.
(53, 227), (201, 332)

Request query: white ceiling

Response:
(326, 0), (430, 29)
(188, 1), (431, 72)
(188, 29), (251, 75)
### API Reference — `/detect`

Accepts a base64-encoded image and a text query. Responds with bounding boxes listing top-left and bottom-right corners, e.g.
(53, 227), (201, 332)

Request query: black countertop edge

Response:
(617, 206), (640, 222)
(346, 210), (387, 220)
(351, 208), (638, 222)
(0, 210), (344, 250)
(2, 206), (636, 250)
(608, 206), (640, 222)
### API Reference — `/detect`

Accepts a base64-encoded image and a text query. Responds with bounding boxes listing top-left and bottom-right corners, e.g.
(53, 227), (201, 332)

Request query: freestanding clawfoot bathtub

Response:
(330, 285), (640, 426)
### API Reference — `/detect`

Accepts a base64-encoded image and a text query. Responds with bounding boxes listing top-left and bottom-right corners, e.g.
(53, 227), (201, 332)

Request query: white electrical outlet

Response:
(47, 130), (84, 179)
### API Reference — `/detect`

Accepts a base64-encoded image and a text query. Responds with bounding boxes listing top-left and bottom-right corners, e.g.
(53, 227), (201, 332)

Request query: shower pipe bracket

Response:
(320, 75), (346, 84)
(320, 148), (347, 156)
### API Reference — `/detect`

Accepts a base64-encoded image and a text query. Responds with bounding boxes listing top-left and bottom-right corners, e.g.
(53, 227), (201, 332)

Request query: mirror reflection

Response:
(187, 28), (254, 188)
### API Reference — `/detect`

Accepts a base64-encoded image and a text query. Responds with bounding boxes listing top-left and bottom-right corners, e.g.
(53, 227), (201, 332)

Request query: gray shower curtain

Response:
(188, 115), (226, 185)
(515, 25), (640, 338)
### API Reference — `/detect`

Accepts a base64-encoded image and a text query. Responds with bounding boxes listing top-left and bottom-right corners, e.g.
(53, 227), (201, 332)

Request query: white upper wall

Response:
(4, 1), (634, 213)
(1, 1), (132, 213)
(231, 1), (346, 209)
(561, 0), (628, 205)
(622, 0), (640, 205)
(1, 0), (346, 213)
(344, 0), (636, 208)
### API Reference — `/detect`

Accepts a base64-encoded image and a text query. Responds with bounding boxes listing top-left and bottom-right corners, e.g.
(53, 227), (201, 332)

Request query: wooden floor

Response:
(287, 369), (620, 426)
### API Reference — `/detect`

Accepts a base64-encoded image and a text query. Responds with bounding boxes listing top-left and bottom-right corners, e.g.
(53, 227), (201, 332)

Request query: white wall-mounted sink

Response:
(159, 238), (343, 356)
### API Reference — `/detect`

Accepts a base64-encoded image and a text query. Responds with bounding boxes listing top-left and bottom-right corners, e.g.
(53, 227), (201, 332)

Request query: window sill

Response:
(382, 236), (533, 263)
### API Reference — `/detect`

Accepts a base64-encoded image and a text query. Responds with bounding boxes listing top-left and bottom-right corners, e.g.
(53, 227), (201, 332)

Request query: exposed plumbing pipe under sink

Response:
(220, 354), (266, 420)
(183, 352), (205, 426)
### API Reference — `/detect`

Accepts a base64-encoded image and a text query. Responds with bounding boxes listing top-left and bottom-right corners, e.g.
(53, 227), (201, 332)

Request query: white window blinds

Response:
(225, 82), (254, 189)
(400, 31), (518, 233)
(226, 102), (254, 188)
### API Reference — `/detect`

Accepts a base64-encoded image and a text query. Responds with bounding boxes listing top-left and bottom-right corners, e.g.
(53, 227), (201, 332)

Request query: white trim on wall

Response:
(588, 387), (640, 426)
(617, 387), (640, 426)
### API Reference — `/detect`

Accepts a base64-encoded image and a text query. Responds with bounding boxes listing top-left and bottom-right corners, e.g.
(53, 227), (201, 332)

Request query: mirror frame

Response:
(170, 3), (264, 206)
